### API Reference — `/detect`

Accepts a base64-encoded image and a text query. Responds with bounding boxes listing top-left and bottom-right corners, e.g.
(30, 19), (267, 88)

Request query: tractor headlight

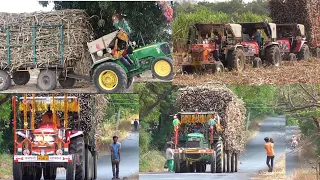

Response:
(34, 135), (55, 142)
(44, 135), (55, 142)
(97, 50), (104, 57)
(34, 135), (43, 142)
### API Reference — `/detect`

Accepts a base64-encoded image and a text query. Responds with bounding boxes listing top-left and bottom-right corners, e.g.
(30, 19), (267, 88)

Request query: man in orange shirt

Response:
(264, 137), (275, 172)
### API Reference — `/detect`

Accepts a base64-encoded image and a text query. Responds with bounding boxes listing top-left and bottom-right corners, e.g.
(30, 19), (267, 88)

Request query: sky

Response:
(0, 0), (54, 13)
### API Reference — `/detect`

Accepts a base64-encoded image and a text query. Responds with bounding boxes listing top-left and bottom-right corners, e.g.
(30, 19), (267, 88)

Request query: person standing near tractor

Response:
(165, 142), (174, 172)
(264, 137), (275, 172)
(110, 136), (121, 179)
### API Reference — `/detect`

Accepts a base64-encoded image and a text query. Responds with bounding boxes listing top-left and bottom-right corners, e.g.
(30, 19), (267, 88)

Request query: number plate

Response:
(37, 155), (49, 160)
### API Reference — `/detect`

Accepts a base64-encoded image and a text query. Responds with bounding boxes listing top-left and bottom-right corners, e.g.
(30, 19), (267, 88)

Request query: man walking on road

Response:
(264, 137), (275, 172)
(110, 136), (121, 179)
(166, 142), (174, 172)
(134, 119), (139, 131)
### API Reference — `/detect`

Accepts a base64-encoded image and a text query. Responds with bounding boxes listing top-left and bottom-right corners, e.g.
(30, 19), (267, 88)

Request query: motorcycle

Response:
(291, 140), (298, 149)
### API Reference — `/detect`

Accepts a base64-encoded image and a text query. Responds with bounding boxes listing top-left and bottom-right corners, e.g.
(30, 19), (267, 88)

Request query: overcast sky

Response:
(0, 0), (53, 13)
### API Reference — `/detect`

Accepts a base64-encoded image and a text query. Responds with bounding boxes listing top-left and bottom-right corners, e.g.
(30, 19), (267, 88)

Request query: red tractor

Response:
(12, 94), (97, 180)
(276, 23), (310, 60)
(239, 22), (281, 67)
(178, 23), (245, 73)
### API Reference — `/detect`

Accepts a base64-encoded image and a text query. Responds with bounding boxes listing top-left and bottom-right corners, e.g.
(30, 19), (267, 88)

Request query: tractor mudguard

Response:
(90, 58), (128, 77)
(293, 40), (307, 53)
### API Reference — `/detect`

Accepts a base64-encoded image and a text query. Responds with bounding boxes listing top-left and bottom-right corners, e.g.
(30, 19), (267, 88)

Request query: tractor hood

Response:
(133, 42), (171, 58)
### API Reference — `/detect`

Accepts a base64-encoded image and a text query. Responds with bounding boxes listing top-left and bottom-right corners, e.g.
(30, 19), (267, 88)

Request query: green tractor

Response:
(173, 112), (239, 173)
(87, 30), (173, 93)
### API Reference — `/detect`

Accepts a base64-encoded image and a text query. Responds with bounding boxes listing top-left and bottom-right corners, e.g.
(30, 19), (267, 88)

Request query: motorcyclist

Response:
(291, 135), (298, 147)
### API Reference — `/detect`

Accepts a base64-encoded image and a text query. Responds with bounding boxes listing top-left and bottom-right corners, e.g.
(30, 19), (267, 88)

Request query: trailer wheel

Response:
(266, 46), (281, 66)
(214, 141), (224, 173)
(234, 153), (239, 172)
(211, 151), (216, 173)
(58, 73), (76, 89)
(227, 49), (245, 72)
(13, 162), (23, 180)
(93, 62), (127, 93)
(226, 151), (231, 173)
(12, 71), (30, 85)
(0, 70), (11, 91)
(297, 44), (310, 60)
(253, 57), (262, 68)
(66, 154), (76, 180)
(151, 57), (173, 80)
(37, 70), (57, 91)
(69, 136), (85, 180)
(182, 65), (195, 74)
(231, 152), (235, 173)
(85, 148), (94, 180)
(213, 61), (225, 73)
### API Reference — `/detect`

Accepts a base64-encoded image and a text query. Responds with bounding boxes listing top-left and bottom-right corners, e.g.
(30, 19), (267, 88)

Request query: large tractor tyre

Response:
(188, 163), (195, 173)
(226, 151), (231, 173)
(211, 152), (216, 173)
(13, 162), (23, 180)
(201, 164), (206, 172)
(182, 65), (195, 74)
(227, 49), (245, 72)
(214, 141), (224, 173)
(231, 153), (235, 173)
(43, 166), (56, 180)
(12, 71), (30, 85)
(126, 77), (134, 89)
(66, 154), (76, 180)
(58, 73), (76, 89)
(151, 57), (173, 80)
(69, 136), (85, 180)
(27, 167), (42, 180)
(265, 46), (281, 66)
(213, 61), (225, 74)
(93, 62), (128, 93)
(37, 70), (57, 91)
(179, 161), (187, 173)
(85, 148), (94, 180)
(316, 47), (320, 58)
(0, 70), (11, 91)
(174, 154), (180, 173)
(297, 44), (310, 60)
(253, 57), (262, 68)
(234, 153), (239, 172)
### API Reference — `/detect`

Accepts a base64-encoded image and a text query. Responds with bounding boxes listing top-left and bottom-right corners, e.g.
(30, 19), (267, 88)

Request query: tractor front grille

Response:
(160, 43), (171, 55)
(186, 141), (201, 148)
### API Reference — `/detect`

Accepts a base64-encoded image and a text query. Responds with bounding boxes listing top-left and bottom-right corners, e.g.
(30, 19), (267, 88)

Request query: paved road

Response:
(52, 132), (139, 180)
(140, 116), (286, 180)
(1, 70), (171, 94)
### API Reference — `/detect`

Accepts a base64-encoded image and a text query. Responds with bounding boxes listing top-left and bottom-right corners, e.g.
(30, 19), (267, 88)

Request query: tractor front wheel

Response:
(93, 62), (128, 93)
(0, 70), (11, 91)
(214, 141), (224, 173)
(69, 136), (85, 180)
(13, 162), (23, 180)
(12, 71), (30, 85)
(266, 46), (281, 66)
(253, 57), (262, 68)
(227, 49), (245, 72)
(151, 57), (173, 80)
(37, 69), (57, 91)
(214, 61), (225, 73)
(298, 44), (310, 60)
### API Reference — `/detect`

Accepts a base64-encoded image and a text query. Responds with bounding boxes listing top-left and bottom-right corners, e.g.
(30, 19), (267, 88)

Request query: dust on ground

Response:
(173, 58), (320, 86)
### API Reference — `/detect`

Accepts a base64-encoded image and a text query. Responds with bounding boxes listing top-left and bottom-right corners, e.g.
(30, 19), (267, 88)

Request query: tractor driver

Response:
(252, 29), (263, 48)
(41, 106), (61, 128)
(211, 30), (222, 61)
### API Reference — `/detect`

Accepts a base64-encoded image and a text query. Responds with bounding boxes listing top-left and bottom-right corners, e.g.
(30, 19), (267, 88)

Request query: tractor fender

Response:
(293, 40), (307, 53)
(70, 131), (84, 139)
(90, 58), (128, 77)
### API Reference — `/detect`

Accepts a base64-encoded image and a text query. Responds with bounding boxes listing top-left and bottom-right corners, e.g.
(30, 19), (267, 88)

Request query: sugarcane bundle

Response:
(0, 9), (94, 74)
(269, 0), (320, 48)
(176, 84), (246, 153)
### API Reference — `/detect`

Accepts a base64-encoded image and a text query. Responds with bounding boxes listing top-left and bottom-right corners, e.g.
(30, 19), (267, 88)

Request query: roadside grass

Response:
(252, 154), (286, 180)
(287, 168), (318, 180)
(0, 153), (12, 179)
(244, 116), (267, 144)
(140, 149), (166, 172)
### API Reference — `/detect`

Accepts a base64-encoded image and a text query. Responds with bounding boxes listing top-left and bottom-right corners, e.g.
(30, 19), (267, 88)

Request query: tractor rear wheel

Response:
(214, 141), (224, 173)
(93, 62), (127, 93)
(13, 162), (23, 180)
(213, 61), (225, 73)
(297, 44), (310, 60)
(211, 151), (216, 173)
(69, 136), (85, 180)
(12, 71), (30, 85)
(66, 154), (76, 180)
(58, 73), (76, 89)
(0, 70), (11, 91)
(227, 49), (245, 72)
(266, 46), (281, 66)
(174, 154), (180, 173)
(182, 65), (195, 74)
(44, 166), (56, 180)
(253, 57), (262, 68)
(37, 69), (57, 91)
(151, 57), (173, 80)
